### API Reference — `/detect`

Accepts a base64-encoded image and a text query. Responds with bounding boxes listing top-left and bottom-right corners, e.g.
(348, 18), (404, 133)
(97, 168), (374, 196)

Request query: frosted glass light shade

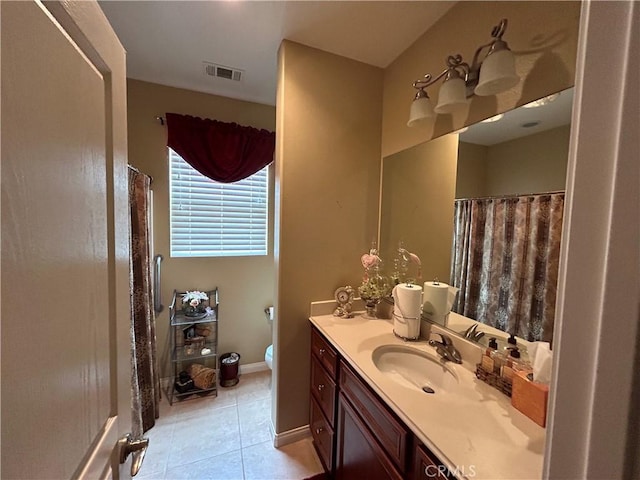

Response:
(407, 96), (434, 127)
(434, 76), (469, 114)
(474, 48), (519, 96)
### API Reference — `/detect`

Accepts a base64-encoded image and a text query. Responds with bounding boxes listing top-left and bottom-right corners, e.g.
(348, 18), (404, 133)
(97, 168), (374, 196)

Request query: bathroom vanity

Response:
(309, 312), (546, 480)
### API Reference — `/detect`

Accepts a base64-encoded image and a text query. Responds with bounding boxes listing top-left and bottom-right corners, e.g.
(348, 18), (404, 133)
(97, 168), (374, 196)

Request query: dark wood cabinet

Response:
(310, 396), (335, 470)
(413, 444), (451, 480)
(336, 393), (404, 480)
(311, 354), (337, 421)
(310, 324), (455, 480)
(311, 327), (338, 377)
(310, 328), (339, 474)
(339, 360), (409, 474)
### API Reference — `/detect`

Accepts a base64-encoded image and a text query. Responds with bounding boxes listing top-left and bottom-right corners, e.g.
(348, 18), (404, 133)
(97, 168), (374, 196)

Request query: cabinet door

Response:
(414, 445), (451, 480)
(336, 394), (403, 480)
(340, 360), (409, 472)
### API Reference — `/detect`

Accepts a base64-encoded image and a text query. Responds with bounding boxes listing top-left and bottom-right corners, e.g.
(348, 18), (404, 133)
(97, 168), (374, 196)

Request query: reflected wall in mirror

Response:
(380, 134), (458, 284)
(380, 88), (573, 346)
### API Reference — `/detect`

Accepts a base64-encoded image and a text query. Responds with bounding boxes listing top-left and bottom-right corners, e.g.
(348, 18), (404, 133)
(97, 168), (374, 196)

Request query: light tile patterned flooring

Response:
(137, 370), (324, 480)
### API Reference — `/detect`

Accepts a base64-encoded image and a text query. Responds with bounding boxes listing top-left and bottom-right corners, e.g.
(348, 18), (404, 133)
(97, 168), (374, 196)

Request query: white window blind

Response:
(169, 149), (268, 257)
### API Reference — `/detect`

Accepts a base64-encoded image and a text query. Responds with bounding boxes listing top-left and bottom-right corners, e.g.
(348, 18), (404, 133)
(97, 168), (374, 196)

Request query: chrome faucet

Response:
(429, 333), (462, 364)
(463, 323), (485, 342)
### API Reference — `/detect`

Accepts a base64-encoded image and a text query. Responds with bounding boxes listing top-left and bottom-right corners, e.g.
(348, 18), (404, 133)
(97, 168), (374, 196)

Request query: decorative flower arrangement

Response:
(182, 290), (209, 317)
(359, 279), (388, 299)
(358, 245), (390, 318)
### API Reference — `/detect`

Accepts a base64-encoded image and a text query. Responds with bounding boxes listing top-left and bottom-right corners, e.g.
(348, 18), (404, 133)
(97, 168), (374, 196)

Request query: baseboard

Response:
(240, 361), (269, 374)
(271, 423), (311, 448)
(160, 376), (172, 391)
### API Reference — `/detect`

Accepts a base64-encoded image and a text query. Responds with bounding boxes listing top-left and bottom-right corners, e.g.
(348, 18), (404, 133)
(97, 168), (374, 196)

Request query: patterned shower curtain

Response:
(129, 168), (160, 434)
(450, 193), (564, 342)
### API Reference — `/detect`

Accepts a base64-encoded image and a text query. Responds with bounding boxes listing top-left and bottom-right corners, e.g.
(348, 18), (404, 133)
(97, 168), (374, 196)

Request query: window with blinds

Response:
(169, 149), (268, 257)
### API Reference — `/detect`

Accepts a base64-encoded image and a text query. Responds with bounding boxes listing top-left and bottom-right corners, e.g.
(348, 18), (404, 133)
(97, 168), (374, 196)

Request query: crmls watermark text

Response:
(424, 464), (477, 478)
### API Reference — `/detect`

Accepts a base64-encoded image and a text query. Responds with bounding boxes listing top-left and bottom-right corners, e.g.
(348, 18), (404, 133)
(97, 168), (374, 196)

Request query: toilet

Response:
(265, 344), (273, 370)
(264, 306), (274, 370)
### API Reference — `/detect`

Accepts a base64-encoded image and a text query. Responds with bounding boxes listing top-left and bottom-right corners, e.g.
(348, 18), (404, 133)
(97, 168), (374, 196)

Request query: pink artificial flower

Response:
(409, 252), (421, 266)
(361, 253), (380, 270)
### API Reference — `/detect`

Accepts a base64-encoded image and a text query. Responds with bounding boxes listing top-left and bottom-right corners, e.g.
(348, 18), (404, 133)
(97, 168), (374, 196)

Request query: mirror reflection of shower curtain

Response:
(128, 168), (160, 434)
(450, 193), (564, 342)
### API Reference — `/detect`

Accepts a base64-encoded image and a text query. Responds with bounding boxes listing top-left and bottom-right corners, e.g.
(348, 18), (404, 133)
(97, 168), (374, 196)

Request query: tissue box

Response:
(511, 371), (549, 427)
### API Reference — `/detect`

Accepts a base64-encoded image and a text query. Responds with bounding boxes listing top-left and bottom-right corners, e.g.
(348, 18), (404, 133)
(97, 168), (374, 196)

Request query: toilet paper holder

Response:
(392, 282), (423, 341)
(392, 314), (421, 340)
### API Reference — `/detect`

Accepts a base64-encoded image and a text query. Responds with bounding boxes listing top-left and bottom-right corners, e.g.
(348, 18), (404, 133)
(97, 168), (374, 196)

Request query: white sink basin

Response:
(372, 345), (459, 394)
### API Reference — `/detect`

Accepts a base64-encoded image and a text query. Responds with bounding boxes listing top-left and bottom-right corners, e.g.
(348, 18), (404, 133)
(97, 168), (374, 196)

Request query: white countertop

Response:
(310, 313), (546, 480)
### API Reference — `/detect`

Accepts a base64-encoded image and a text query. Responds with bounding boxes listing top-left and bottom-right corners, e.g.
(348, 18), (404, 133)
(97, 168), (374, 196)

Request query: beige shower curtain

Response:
(129, 168), (160, 434)
(450, 193), (564, 342)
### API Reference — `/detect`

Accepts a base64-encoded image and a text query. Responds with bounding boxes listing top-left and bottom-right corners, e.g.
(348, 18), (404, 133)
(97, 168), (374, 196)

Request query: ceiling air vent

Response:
(203, 62), (243, 82)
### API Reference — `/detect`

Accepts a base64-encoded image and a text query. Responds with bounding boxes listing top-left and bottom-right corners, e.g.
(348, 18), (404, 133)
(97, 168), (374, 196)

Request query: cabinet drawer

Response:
(339, 360), (409, 474)
(311, 355), (337, 423)
(311, 396), (334, 472)
(414, 445), (451, 480)
(311, 327), (338, 379)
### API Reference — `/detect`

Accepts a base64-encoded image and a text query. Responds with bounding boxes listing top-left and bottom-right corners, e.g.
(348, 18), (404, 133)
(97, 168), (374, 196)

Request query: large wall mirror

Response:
(380, 88), (573, 348)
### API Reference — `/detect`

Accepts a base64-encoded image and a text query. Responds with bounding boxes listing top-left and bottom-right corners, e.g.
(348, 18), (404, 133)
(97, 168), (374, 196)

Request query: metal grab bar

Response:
(153, 254), (164, 313)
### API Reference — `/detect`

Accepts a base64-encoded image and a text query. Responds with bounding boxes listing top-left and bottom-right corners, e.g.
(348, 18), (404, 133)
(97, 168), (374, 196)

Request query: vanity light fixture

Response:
(408, 19), (519, 127)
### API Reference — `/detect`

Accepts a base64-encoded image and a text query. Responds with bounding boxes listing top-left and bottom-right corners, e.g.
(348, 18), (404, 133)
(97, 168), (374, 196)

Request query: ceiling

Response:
(459, 87), (574, 146)
(99, 1), (456, 106)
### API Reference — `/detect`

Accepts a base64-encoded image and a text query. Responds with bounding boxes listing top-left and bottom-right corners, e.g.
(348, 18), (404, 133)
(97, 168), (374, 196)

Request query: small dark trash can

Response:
(220, 352), (241, 387)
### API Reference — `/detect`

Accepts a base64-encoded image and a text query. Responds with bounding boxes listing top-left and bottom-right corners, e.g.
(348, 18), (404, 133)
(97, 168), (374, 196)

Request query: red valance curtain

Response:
(166, 113), (275, 183)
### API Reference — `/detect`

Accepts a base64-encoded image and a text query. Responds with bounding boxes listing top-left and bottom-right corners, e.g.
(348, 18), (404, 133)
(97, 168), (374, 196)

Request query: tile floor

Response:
(137, 370), (325, 480)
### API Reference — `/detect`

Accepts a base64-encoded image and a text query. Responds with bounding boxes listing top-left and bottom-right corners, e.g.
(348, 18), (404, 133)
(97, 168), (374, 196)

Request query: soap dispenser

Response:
(501, 348), (520, 381)
(501, 348), (531, 381)
(481, 337), (499, 372)
(490, 339), (506, 375)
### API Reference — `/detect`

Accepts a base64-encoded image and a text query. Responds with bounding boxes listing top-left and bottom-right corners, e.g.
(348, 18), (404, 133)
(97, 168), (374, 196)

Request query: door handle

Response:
(117, 433), (149, 477)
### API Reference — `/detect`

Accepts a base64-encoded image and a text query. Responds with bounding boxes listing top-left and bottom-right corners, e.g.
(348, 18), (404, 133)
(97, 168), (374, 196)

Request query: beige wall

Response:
(485, 125), (570, 195)
(456, 141), (488, 198)
(126, 79), (276, 377)
(457, 125), (570, 198)
(382, 1), (581, 158)
(274, 41), (383, 433)
(380, 134), (459, 282)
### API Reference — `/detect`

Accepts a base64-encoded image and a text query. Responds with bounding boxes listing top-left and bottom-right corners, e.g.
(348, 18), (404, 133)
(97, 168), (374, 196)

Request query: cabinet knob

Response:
(315, 427), (324, 434)
(317, 383), (325, 392)
(318, 348), (326, 356)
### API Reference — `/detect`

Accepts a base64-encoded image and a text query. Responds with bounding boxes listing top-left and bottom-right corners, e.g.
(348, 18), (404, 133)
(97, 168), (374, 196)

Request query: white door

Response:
(1, 1), (134, 478)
